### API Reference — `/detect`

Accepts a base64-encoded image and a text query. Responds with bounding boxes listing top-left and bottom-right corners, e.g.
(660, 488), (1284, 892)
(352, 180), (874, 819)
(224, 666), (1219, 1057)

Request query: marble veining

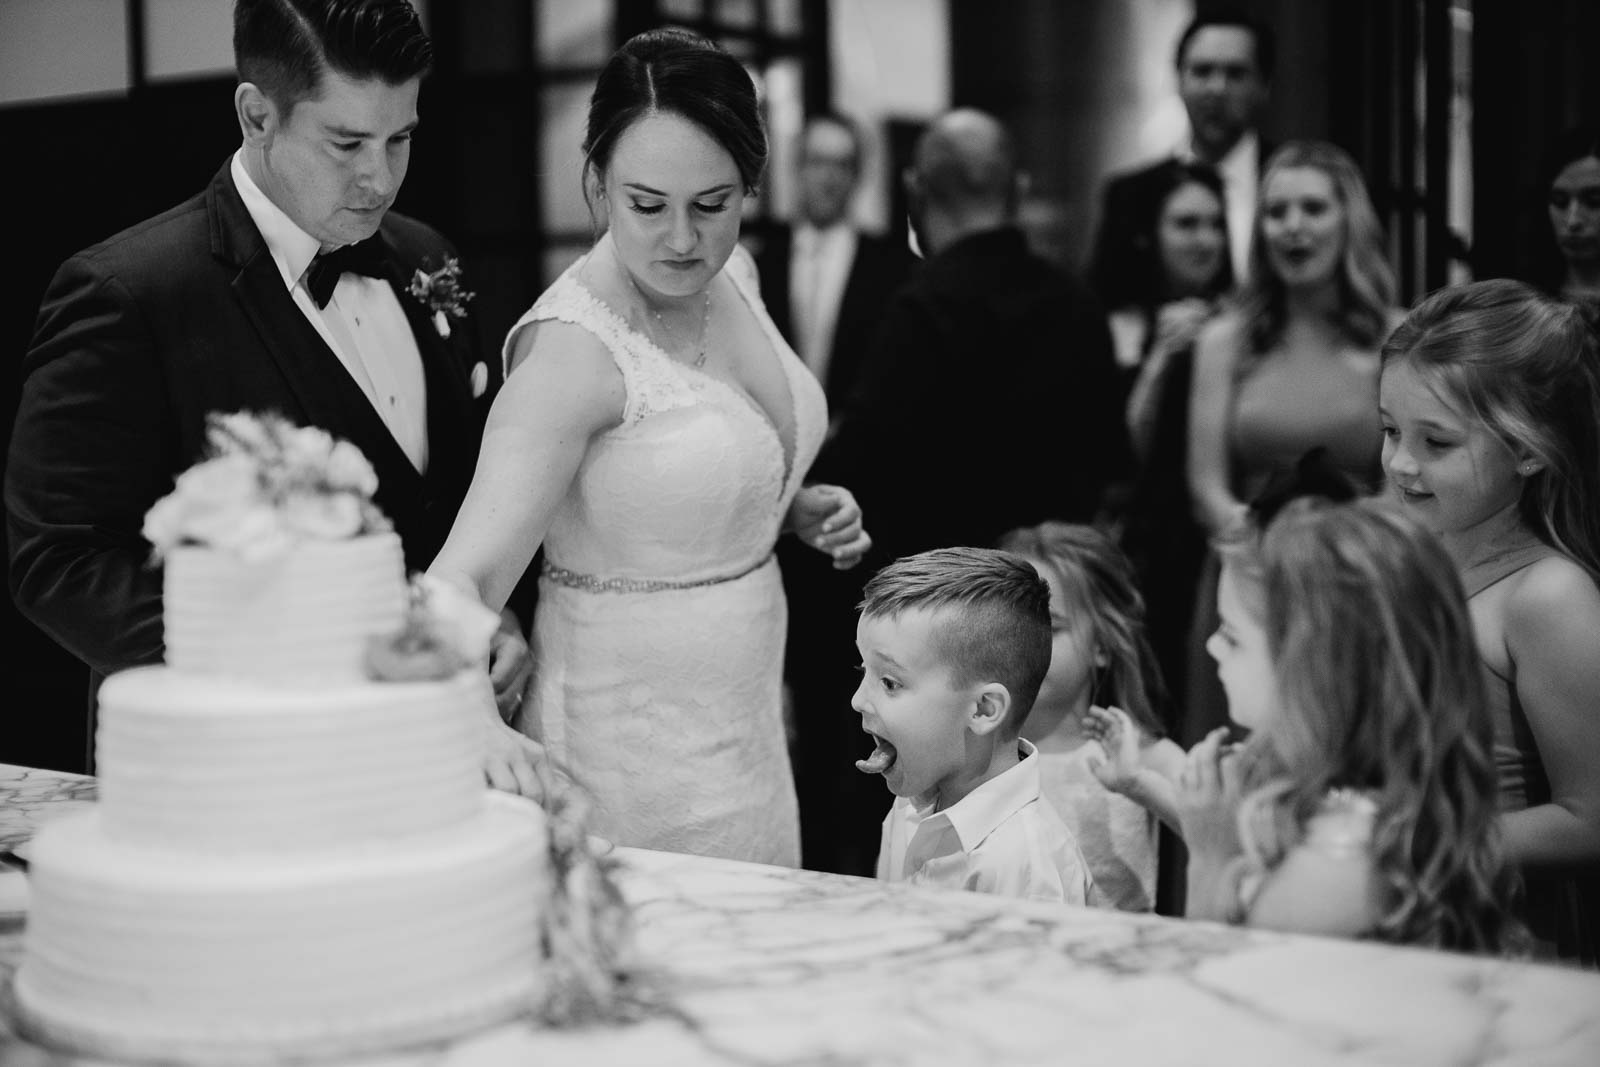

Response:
(2, 764), (1597, 1066)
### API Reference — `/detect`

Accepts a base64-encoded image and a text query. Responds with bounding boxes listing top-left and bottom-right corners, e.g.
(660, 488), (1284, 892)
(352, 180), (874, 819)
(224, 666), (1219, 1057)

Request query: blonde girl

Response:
(998, 523), (1185, 912)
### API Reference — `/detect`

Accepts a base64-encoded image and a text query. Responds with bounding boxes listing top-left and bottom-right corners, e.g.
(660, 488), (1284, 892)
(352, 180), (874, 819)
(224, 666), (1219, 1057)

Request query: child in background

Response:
(853, 547), (1093, 904)
(997, 523), (1185, 912)
(1180, 497), (1521, 951)
(1379, 278), (1600, 964)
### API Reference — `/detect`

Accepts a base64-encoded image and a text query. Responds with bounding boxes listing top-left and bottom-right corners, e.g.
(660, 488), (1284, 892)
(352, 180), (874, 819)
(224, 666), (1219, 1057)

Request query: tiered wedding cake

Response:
(12, 414), (549, 1062)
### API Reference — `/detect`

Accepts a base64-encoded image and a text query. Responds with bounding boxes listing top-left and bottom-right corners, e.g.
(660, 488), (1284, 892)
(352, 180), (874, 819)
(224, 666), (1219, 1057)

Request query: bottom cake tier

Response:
(13, 793), (548, 1064)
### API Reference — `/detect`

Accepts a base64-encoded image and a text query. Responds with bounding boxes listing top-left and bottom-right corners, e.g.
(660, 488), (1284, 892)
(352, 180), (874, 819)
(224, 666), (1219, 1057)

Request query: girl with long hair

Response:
(1380, 277), (1600, 964)
(998, 523), (1185, 912)
(1181, 498), (1521, 951)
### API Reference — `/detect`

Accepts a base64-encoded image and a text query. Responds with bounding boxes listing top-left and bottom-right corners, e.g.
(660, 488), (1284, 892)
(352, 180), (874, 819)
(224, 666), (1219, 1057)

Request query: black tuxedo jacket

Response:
(813, 226), (1131, 567)
(754, 224), (915, 409)
(6, 161), (492, 685)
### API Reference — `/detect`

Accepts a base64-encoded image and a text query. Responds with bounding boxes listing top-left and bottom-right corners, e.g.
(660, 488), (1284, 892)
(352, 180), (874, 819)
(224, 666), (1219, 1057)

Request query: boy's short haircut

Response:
(860, 547), (1052, 736)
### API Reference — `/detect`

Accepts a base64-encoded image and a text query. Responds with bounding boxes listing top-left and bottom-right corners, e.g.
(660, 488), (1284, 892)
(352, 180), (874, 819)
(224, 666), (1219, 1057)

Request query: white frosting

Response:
(15, 533), (556, 1061)
(96, 667), (485, 850)
(162, 533), (407, 684)
(16, 795), (547, 1061)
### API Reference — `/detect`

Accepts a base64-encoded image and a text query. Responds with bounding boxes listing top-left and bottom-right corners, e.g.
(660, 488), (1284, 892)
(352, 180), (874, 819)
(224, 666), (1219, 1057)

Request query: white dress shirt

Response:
(1183, 130), (1259, 285)
(876, 739), (1094, 905)
(789, 222), (857, 386)
(231, 151), (429, 473)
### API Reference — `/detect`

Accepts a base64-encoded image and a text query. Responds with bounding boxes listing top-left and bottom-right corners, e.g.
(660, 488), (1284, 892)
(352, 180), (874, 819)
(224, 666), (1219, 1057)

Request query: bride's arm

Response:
(428, 320), (626, 612)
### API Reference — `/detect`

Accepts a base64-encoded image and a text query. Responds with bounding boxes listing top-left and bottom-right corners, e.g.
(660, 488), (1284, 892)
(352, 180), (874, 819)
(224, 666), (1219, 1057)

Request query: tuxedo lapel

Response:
(206, 164), (423, 494)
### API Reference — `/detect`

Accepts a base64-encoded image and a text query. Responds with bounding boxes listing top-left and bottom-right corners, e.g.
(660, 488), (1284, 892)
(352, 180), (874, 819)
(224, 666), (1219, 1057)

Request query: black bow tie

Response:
(305, 236), (388, 308)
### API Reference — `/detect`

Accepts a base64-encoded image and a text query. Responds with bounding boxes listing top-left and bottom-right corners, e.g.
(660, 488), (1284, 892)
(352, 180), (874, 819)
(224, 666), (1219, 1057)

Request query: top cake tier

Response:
(163, 533), (406, 684)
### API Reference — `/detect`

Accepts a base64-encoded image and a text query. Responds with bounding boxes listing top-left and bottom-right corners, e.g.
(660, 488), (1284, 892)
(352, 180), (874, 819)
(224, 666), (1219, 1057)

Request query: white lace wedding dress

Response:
(505, 246), (824, 866)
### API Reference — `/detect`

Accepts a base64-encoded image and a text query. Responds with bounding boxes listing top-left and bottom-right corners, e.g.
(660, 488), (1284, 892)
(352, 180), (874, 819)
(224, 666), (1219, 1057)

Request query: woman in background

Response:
(1183, 140), (1399, 747)
(1103, 161), (1234, 737)
(1531, 124), (1600, 312)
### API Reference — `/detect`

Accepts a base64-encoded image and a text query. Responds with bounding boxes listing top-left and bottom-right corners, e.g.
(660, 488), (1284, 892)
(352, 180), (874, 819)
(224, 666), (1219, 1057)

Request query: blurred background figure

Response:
(1090, 7), (1272, 294)
(802, 108), (1128, 874)
(756, 112), (916, 413)
(757, 111), (915, 877)
(1183, 141), (1399, 750)
(1531, 125), (1600, 314)
(1104, 161), (1234, 742)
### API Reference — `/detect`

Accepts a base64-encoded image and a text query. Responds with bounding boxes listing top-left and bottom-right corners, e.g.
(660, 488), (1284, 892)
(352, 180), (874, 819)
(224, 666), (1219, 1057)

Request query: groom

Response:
(5, 0), (538, 791)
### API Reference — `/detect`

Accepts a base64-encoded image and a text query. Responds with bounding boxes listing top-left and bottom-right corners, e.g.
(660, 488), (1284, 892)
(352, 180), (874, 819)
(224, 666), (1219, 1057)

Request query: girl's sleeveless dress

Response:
(1465, 538), (1599, 965)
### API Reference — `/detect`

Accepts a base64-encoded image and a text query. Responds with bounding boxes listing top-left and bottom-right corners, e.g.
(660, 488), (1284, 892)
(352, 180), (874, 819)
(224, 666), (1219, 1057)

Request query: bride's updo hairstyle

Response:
(581, 27), (767, 214)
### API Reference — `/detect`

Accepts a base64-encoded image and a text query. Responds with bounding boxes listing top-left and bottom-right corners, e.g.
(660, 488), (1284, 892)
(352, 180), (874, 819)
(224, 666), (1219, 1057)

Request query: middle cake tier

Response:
(96, 666), (487, 849)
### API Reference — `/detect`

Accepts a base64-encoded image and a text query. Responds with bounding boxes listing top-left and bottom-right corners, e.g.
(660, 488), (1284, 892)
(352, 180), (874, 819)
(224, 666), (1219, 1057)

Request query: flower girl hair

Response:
(1219, 497), (1522, 952)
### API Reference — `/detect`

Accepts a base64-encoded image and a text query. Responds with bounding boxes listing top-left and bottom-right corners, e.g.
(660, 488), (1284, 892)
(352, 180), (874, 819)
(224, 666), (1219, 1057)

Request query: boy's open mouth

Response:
(855, 733), (897, 775)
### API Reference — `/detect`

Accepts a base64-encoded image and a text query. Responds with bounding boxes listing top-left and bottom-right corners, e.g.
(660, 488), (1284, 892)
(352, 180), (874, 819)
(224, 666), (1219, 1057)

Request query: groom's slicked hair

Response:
(235, 0), (432, 114)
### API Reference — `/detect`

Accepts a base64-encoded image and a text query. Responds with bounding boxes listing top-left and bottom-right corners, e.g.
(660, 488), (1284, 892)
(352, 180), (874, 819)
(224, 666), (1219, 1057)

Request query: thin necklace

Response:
(626, 271), (712, 369)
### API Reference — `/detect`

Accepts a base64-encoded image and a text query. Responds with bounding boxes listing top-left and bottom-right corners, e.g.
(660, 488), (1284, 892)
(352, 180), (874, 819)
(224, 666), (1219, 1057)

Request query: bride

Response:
(428, 28), (870, 865)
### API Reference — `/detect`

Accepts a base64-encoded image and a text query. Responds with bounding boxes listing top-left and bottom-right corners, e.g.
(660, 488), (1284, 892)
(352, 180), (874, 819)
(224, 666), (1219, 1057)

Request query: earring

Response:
(1519, 462), (1539, 476)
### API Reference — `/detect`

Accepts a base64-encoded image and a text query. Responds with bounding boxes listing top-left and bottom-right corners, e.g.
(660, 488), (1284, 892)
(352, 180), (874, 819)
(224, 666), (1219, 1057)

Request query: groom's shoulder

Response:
(70, 187), (211, 280)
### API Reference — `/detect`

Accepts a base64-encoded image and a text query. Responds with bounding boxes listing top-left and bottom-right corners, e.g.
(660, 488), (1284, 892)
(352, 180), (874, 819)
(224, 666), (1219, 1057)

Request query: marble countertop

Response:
(3, 762), (1598, 1066)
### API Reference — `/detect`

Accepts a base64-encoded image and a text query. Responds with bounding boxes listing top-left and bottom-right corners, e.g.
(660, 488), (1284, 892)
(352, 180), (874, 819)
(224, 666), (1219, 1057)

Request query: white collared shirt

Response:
(789, 222), (857, 386)
(1182, 130), (1259, 285)
(877, 739), (1094, 905)
(230, 151), (429, 473)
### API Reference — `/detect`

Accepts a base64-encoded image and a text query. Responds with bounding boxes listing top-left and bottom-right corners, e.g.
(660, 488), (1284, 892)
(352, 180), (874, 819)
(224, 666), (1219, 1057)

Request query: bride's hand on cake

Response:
(482, 718), (546, 799)
(786, 484), (871, 570)
(488, 609), (533, 722)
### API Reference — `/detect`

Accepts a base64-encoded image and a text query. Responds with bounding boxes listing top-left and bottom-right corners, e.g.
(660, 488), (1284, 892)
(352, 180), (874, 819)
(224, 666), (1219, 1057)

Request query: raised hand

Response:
(1177, 726), (1244, 860)
(1082, 705), (1144, 795)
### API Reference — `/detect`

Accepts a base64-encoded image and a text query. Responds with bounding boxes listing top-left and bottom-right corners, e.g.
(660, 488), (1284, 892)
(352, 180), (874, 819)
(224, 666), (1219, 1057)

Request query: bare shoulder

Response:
(1503, 553), (1600, 643)
(500, 318), (626, 433)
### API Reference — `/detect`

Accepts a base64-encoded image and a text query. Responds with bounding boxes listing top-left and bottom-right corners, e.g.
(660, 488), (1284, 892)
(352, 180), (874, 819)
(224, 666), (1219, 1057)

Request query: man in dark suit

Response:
(5, 0), (537, 787)
(756, 112), (915, 875)
(799, 109), (1129, 875)
(1089, 8), (1274, 298)
(756, 112), (915, 411)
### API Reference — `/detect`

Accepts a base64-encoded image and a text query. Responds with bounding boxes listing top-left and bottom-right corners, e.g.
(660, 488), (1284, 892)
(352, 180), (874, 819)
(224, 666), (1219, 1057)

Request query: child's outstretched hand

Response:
(1082, 705), (1143, 795)
(1176, 726), (1243, 859)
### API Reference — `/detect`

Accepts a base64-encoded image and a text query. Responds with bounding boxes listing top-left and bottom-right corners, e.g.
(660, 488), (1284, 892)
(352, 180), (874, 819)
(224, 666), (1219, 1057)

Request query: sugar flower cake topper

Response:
(142, 410), (390, 562)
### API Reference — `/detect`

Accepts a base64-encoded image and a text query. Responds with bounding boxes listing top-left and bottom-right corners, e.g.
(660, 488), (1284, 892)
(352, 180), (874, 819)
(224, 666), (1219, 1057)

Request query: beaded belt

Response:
(539, 552), (774, 594)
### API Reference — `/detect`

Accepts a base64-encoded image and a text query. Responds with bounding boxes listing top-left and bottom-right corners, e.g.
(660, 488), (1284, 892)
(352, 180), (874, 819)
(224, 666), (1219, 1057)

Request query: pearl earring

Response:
(1519, 462), (1538, 476)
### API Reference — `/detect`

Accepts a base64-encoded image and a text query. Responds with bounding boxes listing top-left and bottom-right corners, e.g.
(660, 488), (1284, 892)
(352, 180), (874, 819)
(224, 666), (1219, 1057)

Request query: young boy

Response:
(853, 547), (1094, 904)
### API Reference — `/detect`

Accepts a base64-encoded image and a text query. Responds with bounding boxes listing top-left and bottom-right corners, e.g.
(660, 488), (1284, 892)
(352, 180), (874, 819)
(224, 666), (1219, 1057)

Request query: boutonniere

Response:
(408, 256), (475, 340)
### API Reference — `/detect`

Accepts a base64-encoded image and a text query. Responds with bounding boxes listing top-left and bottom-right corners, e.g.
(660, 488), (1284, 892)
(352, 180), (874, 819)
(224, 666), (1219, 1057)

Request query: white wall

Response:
(0, 0), (129, 106)
(828, 0), (950, 233)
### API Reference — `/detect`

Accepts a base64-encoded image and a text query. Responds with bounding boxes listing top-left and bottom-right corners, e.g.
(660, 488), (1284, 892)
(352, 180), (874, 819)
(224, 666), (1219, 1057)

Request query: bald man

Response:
(815, 108), (1128, 560)
(797, 110), (1130, 875)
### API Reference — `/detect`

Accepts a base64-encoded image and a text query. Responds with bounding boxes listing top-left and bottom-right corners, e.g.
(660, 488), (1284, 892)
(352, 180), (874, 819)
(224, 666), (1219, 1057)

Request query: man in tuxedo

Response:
(757, 112), (915, 411)
(5, 0), (538, 790)
(801, 109), (1128, 874)
(1089, 8), (1274, 297)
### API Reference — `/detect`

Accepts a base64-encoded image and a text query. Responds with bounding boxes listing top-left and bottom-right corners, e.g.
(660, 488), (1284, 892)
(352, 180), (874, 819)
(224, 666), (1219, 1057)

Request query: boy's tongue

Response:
(855, 738), (897, 775)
